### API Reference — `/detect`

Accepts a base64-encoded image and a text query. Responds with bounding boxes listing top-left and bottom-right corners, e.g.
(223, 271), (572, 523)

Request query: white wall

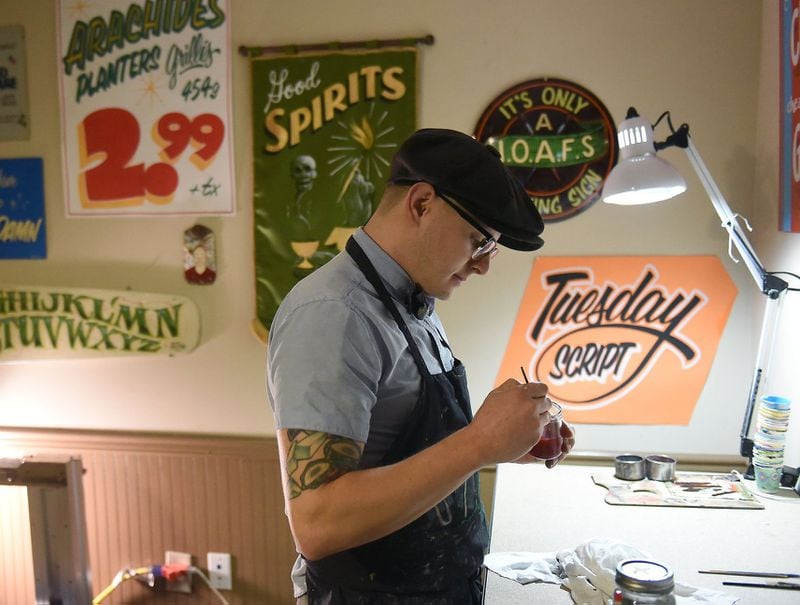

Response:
(3, 1), (796, 463)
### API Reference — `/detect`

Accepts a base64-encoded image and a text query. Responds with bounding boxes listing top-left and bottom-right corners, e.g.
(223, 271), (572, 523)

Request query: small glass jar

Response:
(614, 559), (676, 605)
(529, 401), (563, 460)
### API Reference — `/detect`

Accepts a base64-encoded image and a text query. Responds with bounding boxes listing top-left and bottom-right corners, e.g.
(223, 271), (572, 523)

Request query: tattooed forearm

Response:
(285, 430), (362, 499)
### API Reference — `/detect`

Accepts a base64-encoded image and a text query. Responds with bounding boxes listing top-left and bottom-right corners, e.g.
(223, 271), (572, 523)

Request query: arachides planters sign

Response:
(0, 285), (200, 361)
(495, 256), (737, 425)
(474, 77), (617, 222)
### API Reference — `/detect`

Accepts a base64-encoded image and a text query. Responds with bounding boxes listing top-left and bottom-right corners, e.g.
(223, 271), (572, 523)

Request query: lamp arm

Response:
(683, 137), (772, 293)
(682, 136), (789, 469)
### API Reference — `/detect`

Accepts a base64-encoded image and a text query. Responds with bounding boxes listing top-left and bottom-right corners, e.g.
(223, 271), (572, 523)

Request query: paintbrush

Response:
(699, 570), (800, 579)
(721, 581), (800, 590)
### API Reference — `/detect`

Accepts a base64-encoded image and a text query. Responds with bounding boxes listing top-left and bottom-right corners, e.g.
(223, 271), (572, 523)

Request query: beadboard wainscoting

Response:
(0, 428), (297, 605)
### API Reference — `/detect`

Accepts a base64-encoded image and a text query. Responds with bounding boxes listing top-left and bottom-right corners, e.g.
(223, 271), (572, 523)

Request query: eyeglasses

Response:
(435, 190), (498, 261)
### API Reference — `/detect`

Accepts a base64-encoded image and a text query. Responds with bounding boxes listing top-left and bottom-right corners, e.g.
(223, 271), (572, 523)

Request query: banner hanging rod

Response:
(239, 34), (434, 58)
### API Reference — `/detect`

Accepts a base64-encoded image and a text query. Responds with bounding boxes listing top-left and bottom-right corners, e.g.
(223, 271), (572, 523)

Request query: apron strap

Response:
(426, 330), (449, 375)
(345, 237), (430, 377)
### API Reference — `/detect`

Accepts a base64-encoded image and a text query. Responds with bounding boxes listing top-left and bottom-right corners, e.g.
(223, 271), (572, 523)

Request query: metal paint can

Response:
(614, 454), (645, 480)
(645, 455), (676, 481)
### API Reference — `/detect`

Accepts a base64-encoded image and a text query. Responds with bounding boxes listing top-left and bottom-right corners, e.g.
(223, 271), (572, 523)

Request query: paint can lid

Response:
(615, 559), (675, 595)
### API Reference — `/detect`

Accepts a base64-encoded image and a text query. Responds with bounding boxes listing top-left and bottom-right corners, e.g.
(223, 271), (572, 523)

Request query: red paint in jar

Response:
(530, 401), (563, 460)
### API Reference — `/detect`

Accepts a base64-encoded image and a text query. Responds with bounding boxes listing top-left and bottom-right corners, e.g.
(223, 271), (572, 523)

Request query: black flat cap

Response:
(389, 128), (544, 251)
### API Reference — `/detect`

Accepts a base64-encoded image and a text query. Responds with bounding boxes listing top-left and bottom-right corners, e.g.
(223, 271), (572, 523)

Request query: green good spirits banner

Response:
(250, 47), (417, 338)
(0, 285), (200, 361)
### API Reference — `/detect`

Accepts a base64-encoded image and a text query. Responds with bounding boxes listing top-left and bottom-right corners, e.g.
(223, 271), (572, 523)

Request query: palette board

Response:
(591, 470), (764, 509)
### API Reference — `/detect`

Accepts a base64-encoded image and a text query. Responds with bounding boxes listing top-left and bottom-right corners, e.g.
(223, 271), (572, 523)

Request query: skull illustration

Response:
(291, 155), (317, 193)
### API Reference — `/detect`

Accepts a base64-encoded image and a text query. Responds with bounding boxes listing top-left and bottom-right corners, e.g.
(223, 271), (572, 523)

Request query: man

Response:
(268, 128), (576, 604)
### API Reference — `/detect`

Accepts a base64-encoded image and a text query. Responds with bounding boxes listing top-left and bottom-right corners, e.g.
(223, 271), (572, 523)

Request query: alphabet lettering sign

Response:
(56, 0), (235, 216)
(474, 77), (617, 223)
(0, 285), (200, 361)
(496, 256), (737, 425)
(780, 0), (800, 232)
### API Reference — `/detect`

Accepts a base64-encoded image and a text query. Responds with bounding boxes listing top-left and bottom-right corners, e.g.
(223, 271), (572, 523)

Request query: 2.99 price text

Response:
(78, 107), (224, 206)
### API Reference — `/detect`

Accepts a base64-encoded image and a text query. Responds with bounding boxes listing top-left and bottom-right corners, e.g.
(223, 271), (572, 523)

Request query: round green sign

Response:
(474, 77), (618, 222)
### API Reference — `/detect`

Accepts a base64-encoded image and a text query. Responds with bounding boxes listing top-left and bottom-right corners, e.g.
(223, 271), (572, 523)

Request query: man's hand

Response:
(513, 406), (576, 468)
(468, 378), (552, 465)
(544, 420), (576, 469)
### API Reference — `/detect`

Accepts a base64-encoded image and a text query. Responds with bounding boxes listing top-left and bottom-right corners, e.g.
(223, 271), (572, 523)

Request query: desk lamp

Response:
(602, 107), (796, 487)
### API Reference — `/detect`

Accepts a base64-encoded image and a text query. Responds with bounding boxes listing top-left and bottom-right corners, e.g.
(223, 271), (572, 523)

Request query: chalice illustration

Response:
(290, 240), (319, 269)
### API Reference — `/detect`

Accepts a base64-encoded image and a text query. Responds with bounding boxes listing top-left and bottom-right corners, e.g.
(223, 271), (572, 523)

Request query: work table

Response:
(484, 462), (800, 604)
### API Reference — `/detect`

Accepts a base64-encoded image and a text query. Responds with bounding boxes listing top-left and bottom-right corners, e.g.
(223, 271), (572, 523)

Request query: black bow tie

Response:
(408, 286), (433, 320)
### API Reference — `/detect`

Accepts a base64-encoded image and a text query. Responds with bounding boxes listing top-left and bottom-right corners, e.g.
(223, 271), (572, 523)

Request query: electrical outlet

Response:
(165, 550), (191, 593)
(207, 552), (232, 590)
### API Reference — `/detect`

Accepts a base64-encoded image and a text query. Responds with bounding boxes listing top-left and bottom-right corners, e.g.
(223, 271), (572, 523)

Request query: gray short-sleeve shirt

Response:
(267, 228), (455, 468)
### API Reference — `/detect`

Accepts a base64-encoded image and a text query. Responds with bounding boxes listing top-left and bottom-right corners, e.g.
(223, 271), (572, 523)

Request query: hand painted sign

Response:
(0, 158), (46, 259)
(0, 285), (200, 361)
(496, 256), (737, 425)
(0, 25), (30, 141)
(474, 77), (617, 222)
(56, 0), (235, 216)
(780, 0), (800, 232)
(249, 46), (417, 337)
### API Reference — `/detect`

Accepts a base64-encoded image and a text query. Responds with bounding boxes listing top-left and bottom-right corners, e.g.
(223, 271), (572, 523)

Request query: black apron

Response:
(303, 238), (489, 604)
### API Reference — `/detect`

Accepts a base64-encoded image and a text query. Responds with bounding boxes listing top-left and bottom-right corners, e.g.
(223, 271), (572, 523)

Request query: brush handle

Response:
(700, 570), (799, 579)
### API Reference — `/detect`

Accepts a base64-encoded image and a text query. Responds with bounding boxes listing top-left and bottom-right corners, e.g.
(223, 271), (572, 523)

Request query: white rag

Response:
(483, 537), (739, 604)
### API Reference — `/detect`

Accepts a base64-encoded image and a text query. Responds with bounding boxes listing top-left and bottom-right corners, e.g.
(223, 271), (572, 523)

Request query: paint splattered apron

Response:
(303, 238), (489, 604)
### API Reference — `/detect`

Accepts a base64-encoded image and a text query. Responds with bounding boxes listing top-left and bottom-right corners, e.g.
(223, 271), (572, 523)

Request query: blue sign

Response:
(0, 157), (46, 259)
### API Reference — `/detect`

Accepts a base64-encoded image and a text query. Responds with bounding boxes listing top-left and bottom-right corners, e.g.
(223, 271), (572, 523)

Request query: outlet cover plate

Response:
(207, 552), (232, 590)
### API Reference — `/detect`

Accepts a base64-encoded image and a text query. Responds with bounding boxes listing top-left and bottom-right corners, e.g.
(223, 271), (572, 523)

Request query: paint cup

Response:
(530, 401), (563, 460)
(615, 454), (645, 480)
(645, 455), (676, 481)
(753, 395), (791, 471)
(760, 395), (791, 411)
(753, 463), (782, 493)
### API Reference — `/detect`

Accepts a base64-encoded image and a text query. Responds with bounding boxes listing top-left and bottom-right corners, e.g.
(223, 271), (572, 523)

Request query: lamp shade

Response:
(602, 113), (687, 205)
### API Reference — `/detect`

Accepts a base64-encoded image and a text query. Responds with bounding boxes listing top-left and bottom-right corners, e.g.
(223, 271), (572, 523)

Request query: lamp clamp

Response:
(763, 273), (789, 299)
(654, 123), (690, 151)
(625, 106), (690, 151)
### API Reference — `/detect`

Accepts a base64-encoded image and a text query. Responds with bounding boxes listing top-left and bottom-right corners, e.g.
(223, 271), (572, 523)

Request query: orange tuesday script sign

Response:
(496, 256), (737, 424)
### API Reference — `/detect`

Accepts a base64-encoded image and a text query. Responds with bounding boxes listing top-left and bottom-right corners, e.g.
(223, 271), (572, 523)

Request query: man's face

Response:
(414, 195), (500, 300)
